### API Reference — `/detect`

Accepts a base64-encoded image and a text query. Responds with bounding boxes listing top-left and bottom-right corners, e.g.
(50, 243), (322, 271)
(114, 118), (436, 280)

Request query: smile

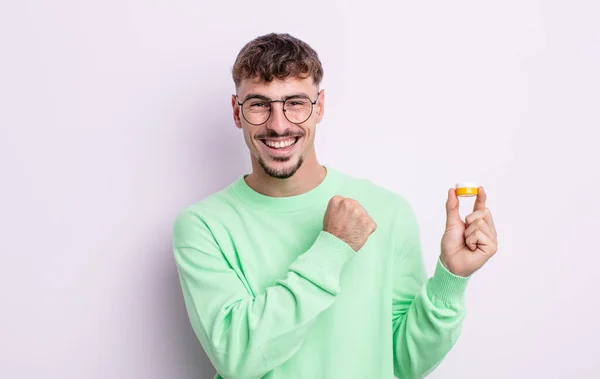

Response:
(259, 137), (300, 151)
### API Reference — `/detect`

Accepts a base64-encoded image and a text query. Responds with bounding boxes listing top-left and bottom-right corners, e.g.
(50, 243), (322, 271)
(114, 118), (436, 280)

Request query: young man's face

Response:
(232, 76), (324, 179)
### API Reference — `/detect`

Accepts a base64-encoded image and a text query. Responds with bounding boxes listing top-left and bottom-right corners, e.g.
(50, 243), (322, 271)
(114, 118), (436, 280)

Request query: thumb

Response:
(445, 188), (461, 228)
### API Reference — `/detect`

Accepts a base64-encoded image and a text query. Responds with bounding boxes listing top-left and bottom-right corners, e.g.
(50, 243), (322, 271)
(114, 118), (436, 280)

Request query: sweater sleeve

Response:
(172, 209), (356, 379)
(391, 199), (470, 378)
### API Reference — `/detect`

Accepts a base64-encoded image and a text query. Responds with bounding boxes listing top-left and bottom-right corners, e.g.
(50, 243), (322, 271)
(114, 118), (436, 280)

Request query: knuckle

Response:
(328, 196), (341, 207)
(342, 198), (355, 207)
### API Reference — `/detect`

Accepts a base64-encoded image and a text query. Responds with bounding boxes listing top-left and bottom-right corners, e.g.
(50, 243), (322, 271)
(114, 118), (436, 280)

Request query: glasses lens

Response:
(242, 99), (270, 125)
(284, 97), (313, 124)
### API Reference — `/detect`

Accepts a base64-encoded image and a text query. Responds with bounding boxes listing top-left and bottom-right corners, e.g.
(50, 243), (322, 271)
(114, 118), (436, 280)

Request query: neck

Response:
(245, 154), (326, 197)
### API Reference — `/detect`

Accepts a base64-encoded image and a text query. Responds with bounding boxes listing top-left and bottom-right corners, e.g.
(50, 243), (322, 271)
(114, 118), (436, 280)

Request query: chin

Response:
(258, 155), (304, 179)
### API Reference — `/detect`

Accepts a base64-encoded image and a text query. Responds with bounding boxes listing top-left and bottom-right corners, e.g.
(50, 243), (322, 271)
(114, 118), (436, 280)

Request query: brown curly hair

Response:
(232, 33), (324, 88)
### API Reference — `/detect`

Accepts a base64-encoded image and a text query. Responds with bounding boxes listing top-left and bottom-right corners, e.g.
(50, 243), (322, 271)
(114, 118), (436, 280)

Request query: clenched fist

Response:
(323, 195), (377, 251)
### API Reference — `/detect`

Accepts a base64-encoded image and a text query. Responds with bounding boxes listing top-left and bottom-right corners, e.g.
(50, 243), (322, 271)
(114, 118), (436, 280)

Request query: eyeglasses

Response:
(236, 94), (318, 126)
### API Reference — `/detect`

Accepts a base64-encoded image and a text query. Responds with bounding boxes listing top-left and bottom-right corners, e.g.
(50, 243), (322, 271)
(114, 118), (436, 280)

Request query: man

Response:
(173, 33), (498, 379)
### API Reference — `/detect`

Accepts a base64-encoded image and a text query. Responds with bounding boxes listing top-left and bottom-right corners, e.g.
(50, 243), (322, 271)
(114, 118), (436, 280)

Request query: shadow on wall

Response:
(164, 264), (215, 378)
(160, 95), (247, 378)
(187, 94), (249, 197)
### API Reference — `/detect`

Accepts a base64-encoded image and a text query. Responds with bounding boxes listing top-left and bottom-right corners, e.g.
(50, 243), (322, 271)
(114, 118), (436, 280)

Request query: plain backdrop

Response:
(1, 1), (599, 378)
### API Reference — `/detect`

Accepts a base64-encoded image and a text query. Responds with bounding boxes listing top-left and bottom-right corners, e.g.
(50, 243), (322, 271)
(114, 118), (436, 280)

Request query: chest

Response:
(213, 207), (393, 299)
(218, 209), (325, 295)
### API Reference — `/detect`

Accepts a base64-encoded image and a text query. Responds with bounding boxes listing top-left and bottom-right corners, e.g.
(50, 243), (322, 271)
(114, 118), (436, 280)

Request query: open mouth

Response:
(259, 137), (300, 152)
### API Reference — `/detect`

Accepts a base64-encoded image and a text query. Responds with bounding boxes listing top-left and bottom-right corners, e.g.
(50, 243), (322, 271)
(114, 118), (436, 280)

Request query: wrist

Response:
(439, 255), (472, 277)
(429, 258), (470, 304)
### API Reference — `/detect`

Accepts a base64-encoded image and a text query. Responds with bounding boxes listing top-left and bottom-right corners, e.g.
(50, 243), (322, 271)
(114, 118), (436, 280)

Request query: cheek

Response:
(242, 129), (255, 147)
(243, 128), (265, 154)
(304, 126), (316, 143)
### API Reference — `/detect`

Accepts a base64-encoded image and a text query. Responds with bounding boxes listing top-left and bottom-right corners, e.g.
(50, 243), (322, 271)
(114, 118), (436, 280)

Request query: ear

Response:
(232, 94), (242, 129)
(315, 89), (325, 123)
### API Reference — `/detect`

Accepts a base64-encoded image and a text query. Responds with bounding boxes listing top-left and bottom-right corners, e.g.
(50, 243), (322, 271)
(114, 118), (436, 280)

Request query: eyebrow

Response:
(241, 92), (313, 102)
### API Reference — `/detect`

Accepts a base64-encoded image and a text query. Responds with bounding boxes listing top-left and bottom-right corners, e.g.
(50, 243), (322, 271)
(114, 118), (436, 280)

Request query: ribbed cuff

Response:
(428, 258), (470, 304)
(299, 231), (357, 276)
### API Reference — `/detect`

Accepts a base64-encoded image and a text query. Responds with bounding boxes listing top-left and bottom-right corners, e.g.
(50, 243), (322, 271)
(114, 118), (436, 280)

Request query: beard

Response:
(257, 154), (304, 179)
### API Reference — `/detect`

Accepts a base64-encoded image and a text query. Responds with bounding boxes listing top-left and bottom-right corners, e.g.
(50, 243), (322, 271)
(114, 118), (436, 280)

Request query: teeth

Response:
(264, 138), (297, 149)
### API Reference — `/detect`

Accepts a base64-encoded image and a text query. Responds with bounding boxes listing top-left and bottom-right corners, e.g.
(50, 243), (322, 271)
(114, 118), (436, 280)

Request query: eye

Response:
(248, 101), (268, 108)
(286, 99), (309, 107)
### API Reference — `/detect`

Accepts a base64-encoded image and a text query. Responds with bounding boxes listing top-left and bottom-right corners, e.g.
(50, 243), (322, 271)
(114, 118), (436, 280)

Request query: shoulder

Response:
(172, 181), (242, 245)
(331, 168), (421, 251)
(331, 167), (415, 217)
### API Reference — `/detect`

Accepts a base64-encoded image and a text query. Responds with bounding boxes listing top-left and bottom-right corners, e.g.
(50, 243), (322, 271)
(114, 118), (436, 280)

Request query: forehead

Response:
(237, 76), (317, 99)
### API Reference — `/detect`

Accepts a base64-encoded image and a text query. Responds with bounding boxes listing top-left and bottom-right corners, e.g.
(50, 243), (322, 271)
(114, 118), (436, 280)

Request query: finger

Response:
(473, 186), (487, 212)
(464, 218), (497, 243)
(465, 207), (497, 236)
(445, 188), (462, 228)
(328, 195), (344, 207)
(465, 229), (497, 254)
(369, 219), (377, 233)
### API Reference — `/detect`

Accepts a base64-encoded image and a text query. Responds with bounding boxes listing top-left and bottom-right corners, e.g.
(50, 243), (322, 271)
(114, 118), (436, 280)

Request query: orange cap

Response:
(455, 182), (478, 197)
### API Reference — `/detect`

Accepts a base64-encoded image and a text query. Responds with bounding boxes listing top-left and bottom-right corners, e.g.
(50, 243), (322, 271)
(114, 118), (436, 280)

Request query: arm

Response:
(172, 210), (356, 379)
(391, 199), (469, 378)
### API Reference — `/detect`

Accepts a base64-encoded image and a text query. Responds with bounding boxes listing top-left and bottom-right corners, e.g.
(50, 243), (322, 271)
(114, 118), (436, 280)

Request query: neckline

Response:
(230, 166), (343, 213)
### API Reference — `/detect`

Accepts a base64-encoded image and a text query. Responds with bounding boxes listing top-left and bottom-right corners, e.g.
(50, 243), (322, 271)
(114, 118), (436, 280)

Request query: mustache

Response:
(256, 130), (304, 139)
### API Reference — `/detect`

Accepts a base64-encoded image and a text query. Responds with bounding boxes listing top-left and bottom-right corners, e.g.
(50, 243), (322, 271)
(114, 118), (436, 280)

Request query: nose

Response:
(266, 101), (290, 134)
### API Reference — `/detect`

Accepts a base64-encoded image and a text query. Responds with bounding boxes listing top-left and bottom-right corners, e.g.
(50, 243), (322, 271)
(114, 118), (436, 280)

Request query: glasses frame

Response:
(236, 94), (319, 126)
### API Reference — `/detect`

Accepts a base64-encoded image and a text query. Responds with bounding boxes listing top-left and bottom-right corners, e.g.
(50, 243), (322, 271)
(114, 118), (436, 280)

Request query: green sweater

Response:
(172, 167), (469, 379)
